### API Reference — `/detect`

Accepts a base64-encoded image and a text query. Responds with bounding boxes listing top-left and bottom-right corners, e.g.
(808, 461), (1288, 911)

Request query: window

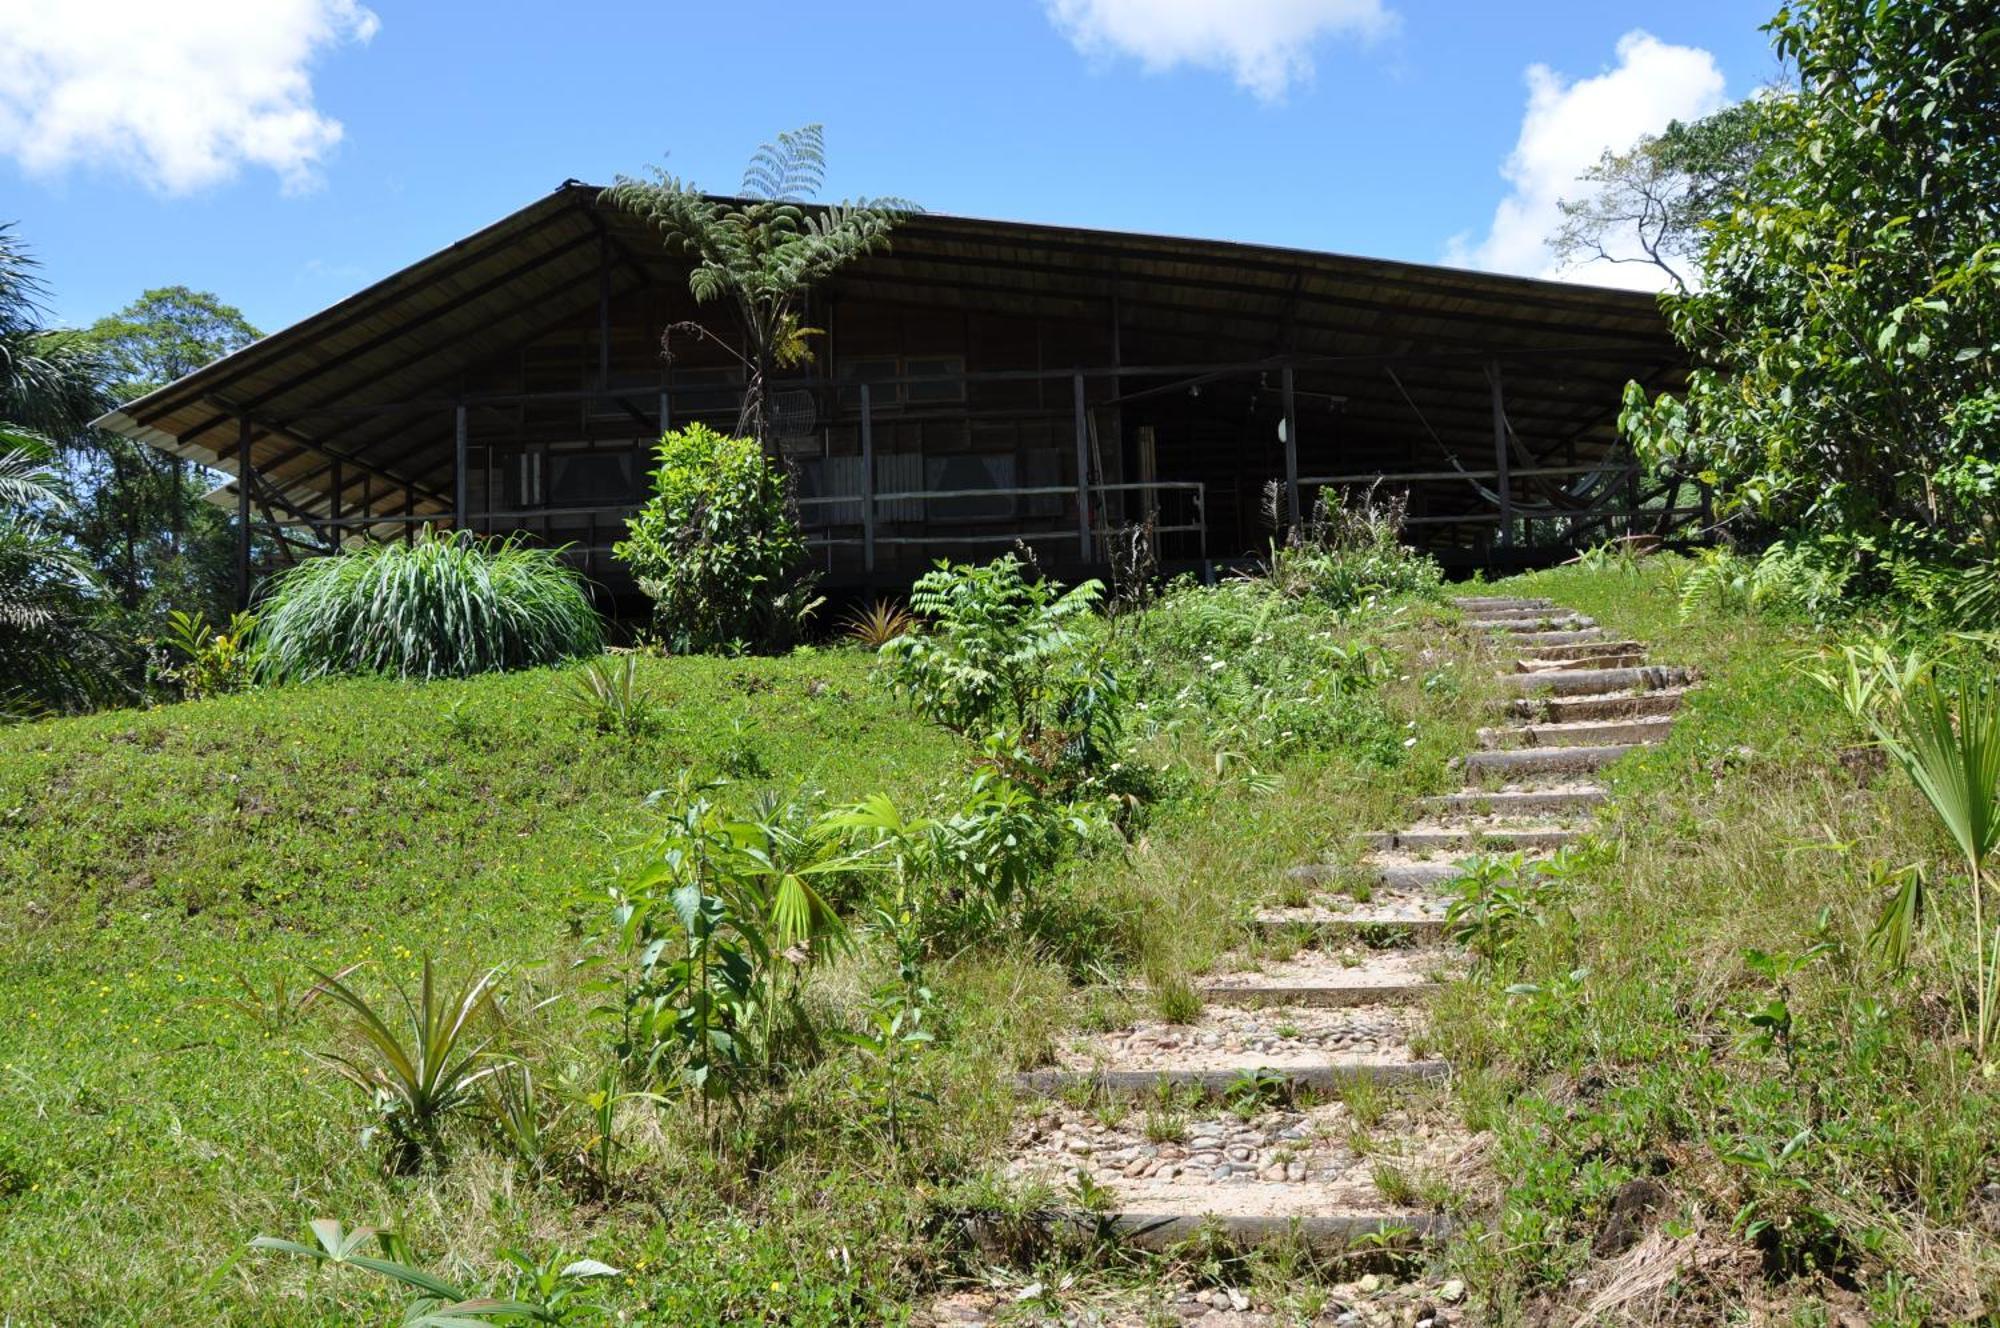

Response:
(905, 355), (966, 403)
(836, 354), (967, 409)
(836, 355), (901, 410)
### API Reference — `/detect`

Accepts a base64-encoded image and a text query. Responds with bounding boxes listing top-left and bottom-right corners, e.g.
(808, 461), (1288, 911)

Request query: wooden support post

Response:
(657, 390), (670, 437)
(1281, 364), (1300, 534)
(235, 418), (253, 609)
(330, 458), (343, 548)
(860, 384), (877, 574)
(1490, 361), (1512, 550)
(1073, 372), (1092, 562)
(454, 402), (468, 533)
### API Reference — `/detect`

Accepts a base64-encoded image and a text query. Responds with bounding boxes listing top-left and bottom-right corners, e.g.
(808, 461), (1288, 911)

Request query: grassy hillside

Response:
(0, 586), (1482, 1325)
(1435, 561), (1999, 1325)
(0, 650), (961, 1323)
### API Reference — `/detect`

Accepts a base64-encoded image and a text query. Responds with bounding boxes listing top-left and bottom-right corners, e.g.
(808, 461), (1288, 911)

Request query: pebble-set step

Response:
(988, 593), (1692, 1255)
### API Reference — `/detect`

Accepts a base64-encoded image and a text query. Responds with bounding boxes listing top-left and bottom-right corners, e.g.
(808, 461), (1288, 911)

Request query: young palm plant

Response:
(310, 958), (508, 1171)
(1813, 646), (2000, 1060)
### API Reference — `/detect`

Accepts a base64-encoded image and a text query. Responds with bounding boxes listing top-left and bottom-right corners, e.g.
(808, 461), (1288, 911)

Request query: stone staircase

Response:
(982, 593), (1692, 1264)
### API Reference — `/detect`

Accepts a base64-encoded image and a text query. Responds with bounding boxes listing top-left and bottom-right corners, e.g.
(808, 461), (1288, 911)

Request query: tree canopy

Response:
(1620, 0), (2000, 588)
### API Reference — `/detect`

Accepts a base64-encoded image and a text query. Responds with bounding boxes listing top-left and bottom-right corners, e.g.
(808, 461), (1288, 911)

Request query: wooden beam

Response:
(235, 418), (252, 608)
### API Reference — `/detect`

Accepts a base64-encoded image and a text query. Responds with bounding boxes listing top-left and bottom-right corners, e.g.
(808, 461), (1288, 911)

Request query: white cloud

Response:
(0, 0), (378, 195)
(1444, 30), (1727, 290)
(1046, 0), (1395, 102)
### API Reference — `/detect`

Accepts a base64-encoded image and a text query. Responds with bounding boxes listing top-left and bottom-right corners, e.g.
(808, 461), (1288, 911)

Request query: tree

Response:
(1619, 0), (2000, 576)
(0, 444), (124, 716)
(66, 287), (259, 624)
(602, 124), (913, 451)
(0, 226), (126, 716)
(0, 224), (102, 449)
(1553, 99), (1780, 295)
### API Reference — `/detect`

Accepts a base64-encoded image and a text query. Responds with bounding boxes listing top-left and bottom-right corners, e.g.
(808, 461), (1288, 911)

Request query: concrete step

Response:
(1361, 824), (1582, 852)
(1195, 948), (1454, 1009)
(976, 1099), (1461, 1252)
(1424, 785), (1607, 817)
(1018, 1058), (1445, 1098)
(1511, 688), (1688, 723)
(968, 1208), (1452, 1253)
(1475, 614), (1597, 632)
(1478, 716), (1676, 749)
(1463, 743), (1644, 779)
(1501, 664), (1692, 697)
(1253, 894), (1452, 940)
(1018, 1003), (1440, 1099)
(1506, 628), (1606, 647)
(1515, 650), (1648, 673)
(1285, 859), (1466, 893)
(1452, 595), (1555, 611)
(1517, 639), (1646, 662)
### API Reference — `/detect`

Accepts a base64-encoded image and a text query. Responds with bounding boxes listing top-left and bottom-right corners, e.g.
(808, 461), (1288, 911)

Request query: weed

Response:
(310, 957), (508, 1172)
(561, 654), (664, 736)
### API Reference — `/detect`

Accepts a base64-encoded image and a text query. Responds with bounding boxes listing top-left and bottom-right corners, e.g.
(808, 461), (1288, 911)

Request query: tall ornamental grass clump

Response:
(253, 531), (602, 682)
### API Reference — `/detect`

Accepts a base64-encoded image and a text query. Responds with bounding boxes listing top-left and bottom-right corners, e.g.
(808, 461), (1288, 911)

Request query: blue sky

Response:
(2, 1), (1781, 336)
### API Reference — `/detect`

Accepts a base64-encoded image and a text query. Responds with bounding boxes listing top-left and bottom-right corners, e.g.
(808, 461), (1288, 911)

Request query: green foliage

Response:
(883, 555), (1123, 781)
(1265, 489), (1444, 613)
(155, 607), (257, 700)
(0, 446), (128, 717)
(602, 125), (911, 447)
(1119, 574), (1403, 763)
(67, 286), (259, 632)
(614, 423), (818, 655)
(1621, 0), (2000, 580)
(559, 654), (663, 736)
(249, 1220), (620, 1325)
(1673, 541), (1855, 626)
(1808, 644), (2000, 1058)
(309, 958), (509, 1171)
(592, 779), (864, 1133)
(252, 529), (602, 682)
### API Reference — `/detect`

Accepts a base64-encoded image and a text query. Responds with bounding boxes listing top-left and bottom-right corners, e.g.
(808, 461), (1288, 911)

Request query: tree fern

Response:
(603, 126), (914, 449)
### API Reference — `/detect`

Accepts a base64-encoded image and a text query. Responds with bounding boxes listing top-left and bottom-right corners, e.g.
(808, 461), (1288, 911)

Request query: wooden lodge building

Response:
(94, 182), (1693, 605)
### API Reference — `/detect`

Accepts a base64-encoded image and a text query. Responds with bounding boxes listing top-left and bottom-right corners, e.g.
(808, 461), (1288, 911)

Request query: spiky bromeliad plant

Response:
(252, 530), (602, 682)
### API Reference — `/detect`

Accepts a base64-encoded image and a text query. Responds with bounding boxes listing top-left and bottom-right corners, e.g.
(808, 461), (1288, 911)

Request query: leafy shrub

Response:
(1617, 0), (2000, 590)
(615, 422), (818, 654)
(155, 607), (256, 700)
(252, 530), (602, 682)
(593, 778), (862, 1132)
(1675, 541), (1854, 625)
(882, 555), (1124, 779)
(1121, 575), (1402, 762)
(1267, 488), (1444, 611)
